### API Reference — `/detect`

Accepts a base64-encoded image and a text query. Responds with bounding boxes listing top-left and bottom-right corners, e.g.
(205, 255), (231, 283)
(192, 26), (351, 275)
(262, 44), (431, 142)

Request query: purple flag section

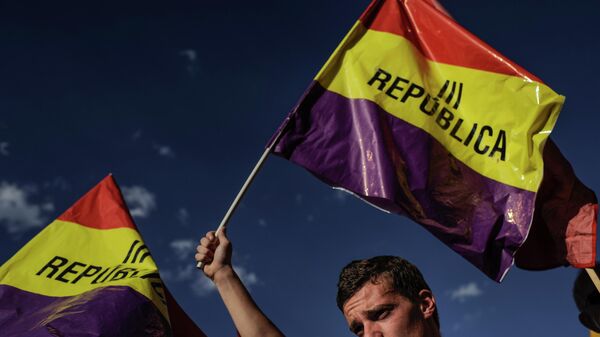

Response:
(0, 285), (170, 337)
(273, 83), (535, 281)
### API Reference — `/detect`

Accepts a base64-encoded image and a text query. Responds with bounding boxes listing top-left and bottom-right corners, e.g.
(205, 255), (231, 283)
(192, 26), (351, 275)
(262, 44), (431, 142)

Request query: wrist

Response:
(213, 265), (235, 287)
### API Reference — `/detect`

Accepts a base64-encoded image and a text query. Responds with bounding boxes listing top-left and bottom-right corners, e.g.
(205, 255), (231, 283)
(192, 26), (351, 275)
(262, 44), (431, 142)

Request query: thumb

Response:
(218, 226), (228, 242)
(214, 226), (232, 264)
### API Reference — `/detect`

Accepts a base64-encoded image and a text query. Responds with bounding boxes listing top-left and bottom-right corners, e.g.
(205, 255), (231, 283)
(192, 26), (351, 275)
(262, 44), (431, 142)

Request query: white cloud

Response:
(153, 144), (175, 158)
(179, 49), (199, 76)
(122, 186), (156, 218)
(176, 208), (189, 225)
(163, 265), (217, 297)
(449, 282), (483, 302)
(161, 264), (197, 282)
(131, 130), (142, 141)
(191, 275), (217, 296)
(179, 49), (197, 62)
(41, 202), (54, 212)
(161, 261), (199, 284)
(190, 266), (259, 297)
(235, 265), (259, 287)
(0, 182), (53, 234)
(170, 239), (196, 261)
(463, 311), (483, 321)
(0, 142), (9, 156)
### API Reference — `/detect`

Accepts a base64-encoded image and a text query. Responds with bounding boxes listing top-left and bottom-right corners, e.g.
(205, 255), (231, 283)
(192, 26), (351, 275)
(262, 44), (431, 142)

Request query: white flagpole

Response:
(197, 123), (289, 269)
(585, 268), (600, 295)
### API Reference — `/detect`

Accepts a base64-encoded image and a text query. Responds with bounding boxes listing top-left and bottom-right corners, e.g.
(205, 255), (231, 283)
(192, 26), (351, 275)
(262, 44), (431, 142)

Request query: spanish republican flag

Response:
(273, 0), (597, 281)
(0, 175), (207, 337)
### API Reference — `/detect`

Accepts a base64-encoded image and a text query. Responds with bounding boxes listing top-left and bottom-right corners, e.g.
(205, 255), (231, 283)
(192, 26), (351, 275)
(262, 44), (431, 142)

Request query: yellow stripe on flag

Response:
(315, 23), (563, 191)
(0, 220), (169, 320)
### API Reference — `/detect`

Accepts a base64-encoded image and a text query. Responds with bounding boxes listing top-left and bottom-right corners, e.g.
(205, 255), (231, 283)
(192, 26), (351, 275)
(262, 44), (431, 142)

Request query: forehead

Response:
(342, 279), (406, 318)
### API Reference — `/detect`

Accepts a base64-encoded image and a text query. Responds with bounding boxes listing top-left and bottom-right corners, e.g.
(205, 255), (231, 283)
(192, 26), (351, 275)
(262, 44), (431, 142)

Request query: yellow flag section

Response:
(316, 7), (563, 192)
(0, 219), (168, 319)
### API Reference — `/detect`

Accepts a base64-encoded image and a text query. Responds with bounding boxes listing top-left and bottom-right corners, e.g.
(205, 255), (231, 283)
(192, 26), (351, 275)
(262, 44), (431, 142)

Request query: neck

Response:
(423, 319), (442, 337)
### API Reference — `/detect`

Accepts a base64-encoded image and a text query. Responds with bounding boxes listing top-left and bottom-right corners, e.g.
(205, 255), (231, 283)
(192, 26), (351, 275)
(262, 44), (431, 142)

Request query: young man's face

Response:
(342, 279), (434, 337)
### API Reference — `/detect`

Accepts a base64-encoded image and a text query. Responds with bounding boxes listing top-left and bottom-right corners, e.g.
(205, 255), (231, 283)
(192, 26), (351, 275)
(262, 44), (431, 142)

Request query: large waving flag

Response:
(272, 0), (597, 281)
(0, 175), (207, 337)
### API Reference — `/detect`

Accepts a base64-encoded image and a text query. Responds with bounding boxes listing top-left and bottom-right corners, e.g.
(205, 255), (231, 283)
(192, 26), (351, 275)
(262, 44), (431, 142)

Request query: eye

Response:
(350, 324), (363, 336)
(375, 309), (390, 320)
(367, 306), (394, 322)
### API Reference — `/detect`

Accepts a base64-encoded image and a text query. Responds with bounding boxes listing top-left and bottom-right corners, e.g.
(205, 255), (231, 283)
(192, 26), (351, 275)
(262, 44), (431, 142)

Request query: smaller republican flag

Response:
(0, 175), (207, 337)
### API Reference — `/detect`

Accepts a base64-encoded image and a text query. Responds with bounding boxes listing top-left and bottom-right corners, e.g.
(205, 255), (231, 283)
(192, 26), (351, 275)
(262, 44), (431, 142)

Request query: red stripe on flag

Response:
(359, 0), (541, 82)
(165, 288), (209, 337)
(58, 175), (138, 230)
(567, 203), (598, 268)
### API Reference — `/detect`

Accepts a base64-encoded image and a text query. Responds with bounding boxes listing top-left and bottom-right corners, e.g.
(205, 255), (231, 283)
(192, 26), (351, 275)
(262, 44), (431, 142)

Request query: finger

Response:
(195, 253), (213, 264)
(201, 236), (220, 250)
(196, 245), (214, 257)
(200, 237), (213, 248)
(206, 231), (216, 241)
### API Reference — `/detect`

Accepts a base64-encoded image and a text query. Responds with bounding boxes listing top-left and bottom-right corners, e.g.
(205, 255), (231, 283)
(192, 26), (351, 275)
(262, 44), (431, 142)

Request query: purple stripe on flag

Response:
(0, 285), (170, 337)
(274, 82), (535, 281)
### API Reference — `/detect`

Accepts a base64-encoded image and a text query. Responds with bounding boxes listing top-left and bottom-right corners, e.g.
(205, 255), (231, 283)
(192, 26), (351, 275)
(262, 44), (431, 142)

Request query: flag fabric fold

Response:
(272, 0), (596, 281)
(515, 139), (597, 270)
(0, 175), (207, 337)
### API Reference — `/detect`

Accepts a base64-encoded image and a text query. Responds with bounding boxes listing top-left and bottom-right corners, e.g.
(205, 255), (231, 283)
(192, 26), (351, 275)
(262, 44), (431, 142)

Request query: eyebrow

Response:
(366, 304), (397, 319)
(348, 303), (398, 334)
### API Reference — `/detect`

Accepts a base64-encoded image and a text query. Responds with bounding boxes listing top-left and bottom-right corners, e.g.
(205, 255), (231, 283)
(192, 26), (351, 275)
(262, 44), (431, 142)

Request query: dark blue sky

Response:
(1, 1), (599, 336)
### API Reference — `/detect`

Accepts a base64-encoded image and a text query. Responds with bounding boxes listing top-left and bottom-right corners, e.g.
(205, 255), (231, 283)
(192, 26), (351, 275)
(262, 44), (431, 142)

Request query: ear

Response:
(418, 289), (436, 319)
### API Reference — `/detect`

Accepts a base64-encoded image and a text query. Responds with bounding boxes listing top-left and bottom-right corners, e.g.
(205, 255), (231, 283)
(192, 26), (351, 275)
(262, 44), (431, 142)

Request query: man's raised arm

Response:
(195, 229), (285, 337)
